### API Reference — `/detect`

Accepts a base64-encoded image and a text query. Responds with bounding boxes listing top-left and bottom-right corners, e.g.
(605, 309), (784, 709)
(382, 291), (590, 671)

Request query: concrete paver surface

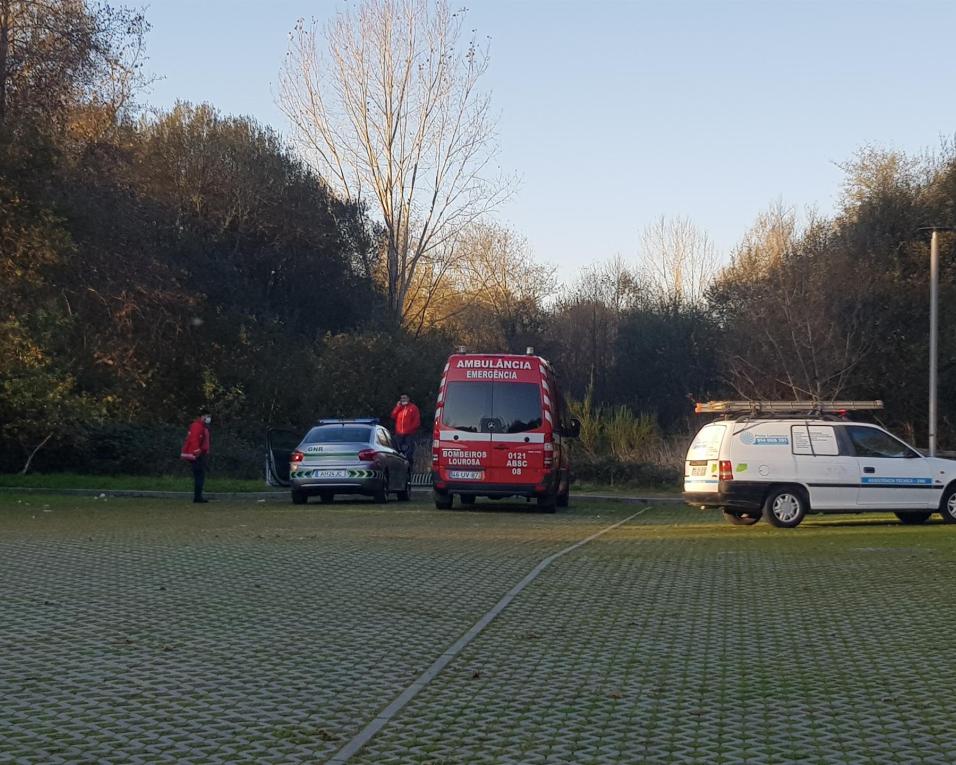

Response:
(2, 494), (956, 764)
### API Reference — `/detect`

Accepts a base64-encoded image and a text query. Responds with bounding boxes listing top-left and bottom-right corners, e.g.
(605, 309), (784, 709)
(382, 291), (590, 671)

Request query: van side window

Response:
(845, 426), (917, 459)
(791, 425), (839, 456)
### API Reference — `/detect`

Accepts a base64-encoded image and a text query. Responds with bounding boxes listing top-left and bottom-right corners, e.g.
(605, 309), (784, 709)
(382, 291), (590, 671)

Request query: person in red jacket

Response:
(180, 413), (212, 503)
(390, 394), (421, 466)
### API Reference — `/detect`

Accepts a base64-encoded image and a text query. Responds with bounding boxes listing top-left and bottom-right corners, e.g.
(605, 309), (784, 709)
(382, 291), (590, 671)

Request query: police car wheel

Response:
(939, 485), (956, 523)
(374, 474), (389, 504)
(291, 490), (307, 505)
(396, 475), (411, 502)
(723, 510), (760, 526)
(895, 511), (931, 524)
(763, 488), (806, 528)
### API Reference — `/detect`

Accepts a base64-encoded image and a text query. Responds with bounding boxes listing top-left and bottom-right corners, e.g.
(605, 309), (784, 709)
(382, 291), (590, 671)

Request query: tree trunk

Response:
(0, 0), (10, 128)
(21, 433), (53, 475)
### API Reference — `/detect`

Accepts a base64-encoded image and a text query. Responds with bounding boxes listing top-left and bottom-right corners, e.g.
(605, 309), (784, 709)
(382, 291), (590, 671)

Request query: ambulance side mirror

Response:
(565, 418), (581, 439)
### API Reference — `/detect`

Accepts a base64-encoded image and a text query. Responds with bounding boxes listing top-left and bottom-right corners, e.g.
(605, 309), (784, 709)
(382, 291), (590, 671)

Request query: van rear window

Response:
(442, 382), (542, 433)
(688, 425), (725, 461)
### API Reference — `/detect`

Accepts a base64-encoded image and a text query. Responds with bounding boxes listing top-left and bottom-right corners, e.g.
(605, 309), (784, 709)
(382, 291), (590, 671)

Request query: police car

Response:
(266, 419), (411, 505)
(683, 401), (956, 527)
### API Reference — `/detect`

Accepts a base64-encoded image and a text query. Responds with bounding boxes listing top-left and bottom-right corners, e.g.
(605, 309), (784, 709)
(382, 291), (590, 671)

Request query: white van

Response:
(683, 401), (956, 527)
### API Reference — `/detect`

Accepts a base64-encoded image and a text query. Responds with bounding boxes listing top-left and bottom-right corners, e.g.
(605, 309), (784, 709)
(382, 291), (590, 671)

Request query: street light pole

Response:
(918, 226), (955, 457)
(930, 229), (939, 456)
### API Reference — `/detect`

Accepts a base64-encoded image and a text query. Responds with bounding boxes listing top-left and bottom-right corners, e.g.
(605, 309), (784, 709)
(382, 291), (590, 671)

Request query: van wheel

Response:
(434, 490), (452, 510)
(291, 490), (307, 505)
(939, 485), (956, 523)
(538, 493), (557, 513)
(460, 495), (476, 505)
(723, 510), (760, 526)
(763, 487), (806, 528)
(556, 489), (570, 508)
(896, 511), (931, 524)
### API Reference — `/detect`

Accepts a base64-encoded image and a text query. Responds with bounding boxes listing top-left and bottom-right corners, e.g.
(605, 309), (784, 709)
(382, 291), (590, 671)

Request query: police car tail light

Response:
(718, 460), (734, 481)
(357, 448), (377, 462)
(291, 451), (304, 463)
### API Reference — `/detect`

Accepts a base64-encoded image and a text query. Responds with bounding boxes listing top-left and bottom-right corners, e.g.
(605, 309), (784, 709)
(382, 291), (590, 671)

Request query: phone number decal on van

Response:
(739, 432), (789, 446)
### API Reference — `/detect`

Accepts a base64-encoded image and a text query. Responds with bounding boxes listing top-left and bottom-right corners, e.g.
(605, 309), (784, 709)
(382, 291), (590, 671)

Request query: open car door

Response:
(265, 428), (302, 487)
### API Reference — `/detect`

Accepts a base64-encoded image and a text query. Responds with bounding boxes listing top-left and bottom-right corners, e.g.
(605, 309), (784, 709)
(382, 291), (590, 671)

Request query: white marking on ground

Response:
(326, 508), (650, 764)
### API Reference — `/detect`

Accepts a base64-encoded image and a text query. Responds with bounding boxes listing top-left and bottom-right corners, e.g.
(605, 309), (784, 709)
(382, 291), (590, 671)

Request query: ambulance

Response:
(683, 400), (956, 528)
(431, 350), (580, 511)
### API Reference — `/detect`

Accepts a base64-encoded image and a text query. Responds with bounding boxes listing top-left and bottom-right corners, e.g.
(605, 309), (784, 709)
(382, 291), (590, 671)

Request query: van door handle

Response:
(863, 466), (875, 474)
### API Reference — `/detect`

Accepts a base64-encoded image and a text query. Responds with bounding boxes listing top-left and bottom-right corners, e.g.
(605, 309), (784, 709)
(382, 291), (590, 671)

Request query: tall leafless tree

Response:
(639, 216), (719, 306)
(280, 0), (510, 324)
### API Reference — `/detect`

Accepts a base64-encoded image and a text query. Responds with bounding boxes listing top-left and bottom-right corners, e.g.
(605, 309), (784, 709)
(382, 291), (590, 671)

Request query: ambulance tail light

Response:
(291, 451), (304, 463)
(718, 460), (734, 481)
(357, 449), (377, 462)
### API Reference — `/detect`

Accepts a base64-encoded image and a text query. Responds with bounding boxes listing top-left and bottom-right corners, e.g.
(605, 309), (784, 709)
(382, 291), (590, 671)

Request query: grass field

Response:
(2, 493), (955, 764)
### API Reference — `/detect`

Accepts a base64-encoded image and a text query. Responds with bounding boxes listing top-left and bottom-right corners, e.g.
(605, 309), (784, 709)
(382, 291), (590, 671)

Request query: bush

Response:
(17, 421), (266, 479)
(570, 453), (681, 488)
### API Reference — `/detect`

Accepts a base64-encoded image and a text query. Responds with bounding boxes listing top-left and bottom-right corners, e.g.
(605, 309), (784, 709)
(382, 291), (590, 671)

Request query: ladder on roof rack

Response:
(695, 400), (884, 414)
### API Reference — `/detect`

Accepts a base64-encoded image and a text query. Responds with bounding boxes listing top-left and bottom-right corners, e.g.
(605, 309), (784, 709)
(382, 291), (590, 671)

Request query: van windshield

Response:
(442, 382), (542, 433)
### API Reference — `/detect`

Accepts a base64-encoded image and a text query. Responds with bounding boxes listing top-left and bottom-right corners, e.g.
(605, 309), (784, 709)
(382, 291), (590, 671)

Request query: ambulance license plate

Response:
(691, 466), (707, 477)
(449, 470), (483, 480)
(316, 470), (349, 479)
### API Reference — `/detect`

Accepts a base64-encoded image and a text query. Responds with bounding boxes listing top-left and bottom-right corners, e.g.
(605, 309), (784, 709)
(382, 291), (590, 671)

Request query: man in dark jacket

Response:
(181, 413), (212, 503)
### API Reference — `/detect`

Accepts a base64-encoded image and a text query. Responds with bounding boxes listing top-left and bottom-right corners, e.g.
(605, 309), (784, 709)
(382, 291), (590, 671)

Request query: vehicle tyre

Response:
(374, 473), (389, 504)
(896, 511), (931, 524)
(291, 490), (307, 505)
(434, 490), (453, 510)
(460, 495), (476, 506)
(396, 475), (411, 502)
(538, 493), (557, 514)
(939, 484), (956, 524)
(319, 492), (334, 505)
(723, 510), (760, 526)
(556, 489), (570, 508)
(763, 487), (807, 528)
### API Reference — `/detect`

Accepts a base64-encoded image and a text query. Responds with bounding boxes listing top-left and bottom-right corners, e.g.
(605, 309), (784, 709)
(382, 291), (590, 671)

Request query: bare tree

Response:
(639, 216), (719, 306)
(0, 0), (147, 132)
(711, 205), (877, 401)
(402, 223), (555, 349)
(279, 0), (510, 324)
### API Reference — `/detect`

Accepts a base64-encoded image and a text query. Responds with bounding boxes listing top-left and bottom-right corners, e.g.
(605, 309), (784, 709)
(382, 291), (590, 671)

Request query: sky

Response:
(142, 0), (956, 277)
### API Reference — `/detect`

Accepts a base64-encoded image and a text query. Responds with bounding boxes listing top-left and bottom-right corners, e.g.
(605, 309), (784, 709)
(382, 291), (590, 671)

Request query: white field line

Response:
(326, 507), (650, 764)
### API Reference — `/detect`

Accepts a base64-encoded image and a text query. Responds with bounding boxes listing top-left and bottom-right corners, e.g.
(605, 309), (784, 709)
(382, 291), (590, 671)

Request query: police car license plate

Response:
(449, 470), (483, 480)
(316, 470), (349, 479)
(691, 466), (707, 477)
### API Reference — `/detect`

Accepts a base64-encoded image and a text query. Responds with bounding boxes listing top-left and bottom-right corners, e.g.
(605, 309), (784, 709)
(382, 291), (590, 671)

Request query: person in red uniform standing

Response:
(180, 412), (212, 503)
(390, 394), (421, 466)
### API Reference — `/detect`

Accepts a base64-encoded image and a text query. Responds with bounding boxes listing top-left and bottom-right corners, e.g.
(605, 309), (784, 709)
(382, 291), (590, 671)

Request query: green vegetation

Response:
(3, 1), (955, 483)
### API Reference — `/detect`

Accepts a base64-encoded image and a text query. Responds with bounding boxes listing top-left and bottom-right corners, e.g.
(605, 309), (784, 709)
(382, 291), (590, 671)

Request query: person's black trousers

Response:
(395, 434), (416, 466)
(192, 455), (207, 501)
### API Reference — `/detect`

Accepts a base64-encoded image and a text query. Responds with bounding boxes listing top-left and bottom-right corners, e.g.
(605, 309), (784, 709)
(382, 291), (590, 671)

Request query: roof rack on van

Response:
(695, 400), (883, 415)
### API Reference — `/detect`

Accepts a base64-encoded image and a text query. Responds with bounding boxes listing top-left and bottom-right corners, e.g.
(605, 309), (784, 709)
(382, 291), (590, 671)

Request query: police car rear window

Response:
(303, 426), (372, 443)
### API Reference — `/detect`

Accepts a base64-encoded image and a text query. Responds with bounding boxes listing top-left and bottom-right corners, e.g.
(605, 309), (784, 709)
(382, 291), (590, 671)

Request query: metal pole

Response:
(930, 230), (939, 457)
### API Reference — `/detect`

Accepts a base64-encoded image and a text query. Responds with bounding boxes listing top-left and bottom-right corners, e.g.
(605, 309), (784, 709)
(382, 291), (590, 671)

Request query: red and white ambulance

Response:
(431, 350), (580, 511)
